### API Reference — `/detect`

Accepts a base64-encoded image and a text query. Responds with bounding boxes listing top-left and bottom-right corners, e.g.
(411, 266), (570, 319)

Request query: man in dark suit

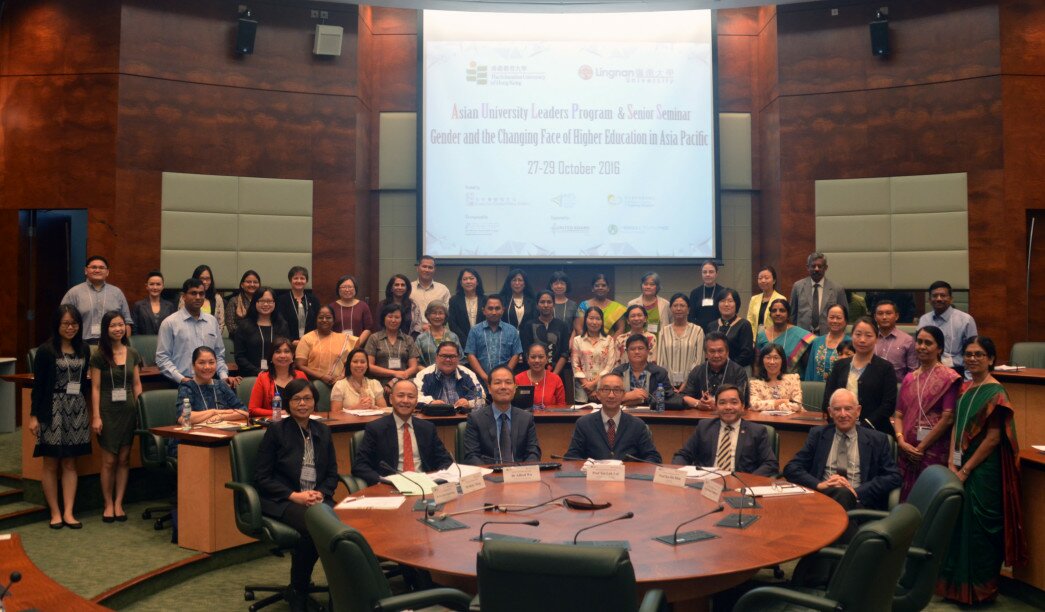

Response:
(352, 379), (454, 485)
(789, 252), (847, 335)
(784, 388), (901, 512)
(463, 366), (541, 464)
(611, 333), (675, 407)
(670, 384), (778, 476)
(565, 373), (661, 462)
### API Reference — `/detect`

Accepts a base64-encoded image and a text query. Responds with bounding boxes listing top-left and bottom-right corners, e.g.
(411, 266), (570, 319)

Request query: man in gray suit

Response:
(789, 252), (847, 335)
(671, 384), (778, 476)
(463, 366), (541, 465)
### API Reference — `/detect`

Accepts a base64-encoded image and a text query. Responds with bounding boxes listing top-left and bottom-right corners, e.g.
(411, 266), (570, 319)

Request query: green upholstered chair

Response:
(226, 429), (328, 611)
(1010, 341), (1045, 368)
(344, 430), (368, 493)
(734, 503), (922, 612)
(236, 376), (257, 409)
(800, 380), (825, 411)
(129, 334), (159, 366)
(763, 424), (779, 466)
(849, 465), (965, 612)
(304, 503), (472, 612)
(475, 540), (666, 612)
(456, 421), (468, 461)
(26, 348), (37, 374)
(313, 380), (332, 412)
(136, 389), (179, 530)
(223, 336), (236, 364)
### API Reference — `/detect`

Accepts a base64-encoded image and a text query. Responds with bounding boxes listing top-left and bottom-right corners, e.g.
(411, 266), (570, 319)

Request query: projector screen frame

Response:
(415, 9), (723, 266)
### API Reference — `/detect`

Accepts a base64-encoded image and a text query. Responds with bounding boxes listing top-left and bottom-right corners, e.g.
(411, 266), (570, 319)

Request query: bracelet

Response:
(896, 432), (904, 439)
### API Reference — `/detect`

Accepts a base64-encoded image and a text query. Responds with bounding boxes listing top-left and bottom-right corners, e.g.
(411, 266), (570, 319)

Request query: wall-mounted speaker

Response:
(313, 24), (343, 56)
(870, 17), (889, 57)
(236, 17), (257, 55)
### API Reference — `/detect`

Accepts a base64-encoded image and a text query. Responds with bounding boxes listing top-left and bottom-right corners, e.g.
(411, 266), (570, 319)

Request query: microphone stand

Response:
(717, 471), (759, 529)
(0, 571), (21, 611)
(379, 460), (435, 519)
(656, 505), (724, 545)
(571, 512), (634, 545)
(474, 519), (540, 542)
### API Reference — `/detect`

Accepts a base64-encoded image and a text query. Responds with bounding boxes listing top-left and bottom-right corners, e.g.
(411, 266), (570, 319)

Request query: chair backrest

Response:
(456, 421), (468, 460)
(762, 424), (779, 461)
(477, 540), (641, 612)
(350, 430), (365, 465)
(313, 380), (332, 412)
(892, 465), (965, 612)
(26, 347), (37, 374)
(236, 376), (257, 407)
(800, 380), (825, 411)
(223, 336), (236, 362)
(138, 389), (180, 470)
(305, 504), (394, 612)
(1011, 342), (1045, 369)
(129, 334), (159, 366)
(228, 429), (266, 537)
(825, 503), (921, 612)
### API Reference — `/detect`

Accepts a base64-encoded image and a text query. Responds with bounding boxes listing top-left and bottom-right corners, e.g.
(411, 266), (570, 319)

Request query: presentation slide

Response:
(422, 10), (717, 261)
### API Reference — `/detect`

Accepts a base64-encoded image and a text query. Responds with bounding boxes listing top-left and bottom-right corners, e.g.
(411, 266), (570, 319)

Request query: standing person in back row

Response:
(61, 255), (133, 344)
(790, 252), (847, 336)
(917, 280), (977, 374)
(688, 260), (726, 329)
(411, 255), (451, 328)
(276, 266), (321, 344)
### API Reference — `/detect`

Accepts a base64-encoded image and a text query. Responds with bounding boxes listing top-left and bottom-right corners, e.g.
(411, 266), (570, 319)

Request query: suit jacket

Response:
(783, 424), (901, 510)
(131, 298), (177, 335)
(565, 411), (661, 462)
(254, 418), (340, 518)
(448, 294), (483, 342)
(463, 405), (541, 465)
(821, 355), (897, 434)
(351, 414), (453, 485)
(670, 418), (778, 476)
(275, 291), (321, 341)
(232, 318), (291, 377)
(500, 294), (536, 329)
(789, 277), (847, 335)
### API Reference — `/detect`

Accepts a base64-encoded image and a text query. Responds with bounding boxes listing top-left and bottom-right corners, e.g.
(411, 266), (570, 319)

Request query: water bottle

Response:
(472, 385), (485, 410)
(653, 384), (665, 412)
(181, 398), (192, 431)
(271, 392), (283, 422)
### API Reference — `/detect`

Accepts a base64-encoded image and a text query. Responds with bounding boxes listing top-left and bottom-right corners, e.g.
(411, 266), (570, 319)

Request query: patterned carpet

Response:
(0, 429), (20, 473)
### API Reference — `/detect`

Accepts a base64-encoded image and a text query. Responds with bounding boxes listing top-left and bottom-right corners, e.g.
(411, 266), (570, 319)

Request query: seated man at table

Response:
(610, 334), (675, 407)
(351, 379), (454, 486)
(675, 332), (748, 410)
(413, 340), (482, 409)
(462, 366), (541, 465)
(783, 388), (901, 512)
(671, 384), (778, 476)
(565, 374), (661, 462)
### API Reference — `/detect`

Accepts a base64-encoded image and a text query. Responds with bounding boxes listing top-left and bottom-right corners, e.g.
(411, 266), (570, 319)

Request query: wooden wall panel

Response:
(717, 31), (757, 113)
(0, 0), (120, 75)
(999, 0), (1045, 75)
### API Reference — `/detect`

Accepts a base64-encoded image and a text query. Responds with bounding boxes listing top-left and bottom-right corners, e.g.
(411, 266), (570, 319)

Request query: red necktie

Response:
(607, 418), (616, 448)
(402, 422), (415, 472)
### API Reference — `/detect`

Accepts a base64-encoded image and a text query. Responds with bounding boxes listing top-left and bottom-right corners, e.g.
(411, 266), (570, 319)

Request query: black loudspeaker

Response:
(870, 18), (889, 57)
(236, 17), (257, 55)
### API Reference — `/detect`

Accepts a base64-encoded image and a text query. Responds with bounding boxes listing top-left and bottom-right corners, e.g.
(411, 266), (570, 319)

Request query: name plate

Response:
(460, 472), (486, 494)
(587, 464), (626, 481)
(432, 482), (459, 505)
(702, 478), (724, 503)
(503, 465), (541, 483)
(653, 466), (686, 488)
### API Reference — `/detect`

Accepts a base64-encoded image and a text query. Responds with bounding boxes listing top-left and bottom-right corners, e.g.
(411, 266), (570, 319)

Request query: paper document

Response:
(336, 497), (407, 510)
(677, 466), (729, 480)
(385, 472), (438, 496)
(204, 421), (243, 431)
(426, 463), (493, 483)
(1032, 445), (1045, 453)
(581, 459), (623, 472)
(739, 485), (812, 497)
(344, 409), (389, 416)
(995, 365), (1022, 371)
(762, 410), (793, 417)
(190, 430), (229, 438)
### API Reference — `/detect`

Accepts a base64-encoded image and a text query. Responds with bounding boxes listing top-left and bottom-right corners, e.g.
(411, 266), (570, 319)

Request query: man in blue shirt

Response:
(916, 280), (977, 371)
(61, 255), (133, 343)
(465, 295), (522, 386)
(156, 278), (240, 387)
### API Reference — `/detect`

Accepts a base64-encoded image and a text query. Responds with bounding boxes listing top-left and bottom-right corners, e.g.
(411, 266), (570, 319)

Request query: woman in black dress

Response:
(29, 305), (93, 529)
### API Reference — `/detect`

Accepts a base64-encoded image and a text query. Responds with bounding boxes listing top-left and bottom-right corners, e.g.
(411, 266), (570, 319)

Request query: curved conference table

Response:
(336, 462), (848, 607)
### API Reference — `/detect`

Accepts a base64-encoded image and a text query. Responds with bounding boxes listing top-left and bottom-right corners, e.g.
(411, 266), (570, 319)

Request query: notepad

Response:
(426, 463), (493, 484)
(385, 472), (438, 496)
(677, 466), (729, 480)
(343, 409), (389, 416)
(739, 485), (812, 497)
(190, 430), (229, 438)
(336, 497), (407, 510)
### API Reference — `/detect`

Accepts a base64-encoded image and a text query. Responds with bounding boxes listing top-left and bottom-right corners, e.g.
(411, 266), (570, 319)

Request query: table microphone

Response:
(378, 460), (435, 519)
(435, 503), (497, 521)
(478, 519), (539, 541)
(723, 471), (758, 529)
(0, 571), (21, 601)
(572, 512), (634, 544)
(671, 505), (725, 545)
(623, 453), (666, 466)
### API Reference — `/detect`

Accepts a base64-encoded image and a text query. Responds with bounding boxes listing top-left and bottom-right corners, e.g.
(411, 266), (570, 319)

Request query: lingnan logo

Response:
(578, 65), (593, 80)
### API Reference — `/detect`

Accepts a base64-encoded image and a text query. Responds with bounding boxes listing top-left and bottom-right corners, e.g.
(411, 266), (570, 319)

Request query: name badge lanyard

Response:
(299, 425), (317, 490)
(258, 324), (273, 369)
(952, 382), (987, 466)
(914, 365), (938, 432)
(110, 358), (128, 402)
(382, 335), (403, 374)
(64, 355), (84, 394)
(706, 360), (732, 396)
(193, 380), (221, 410)
(528, 371), (548, 407)
(338, 303), (356, 335)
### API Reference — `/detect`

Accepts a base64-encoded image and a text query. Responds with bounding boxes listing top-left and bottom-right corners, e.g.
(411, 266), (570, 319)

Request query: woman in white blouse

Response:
(655, 293), (705, 391)
(330, 348), (388, 412)
(570, 306), (615, 402)
(748, 344), (803, 411)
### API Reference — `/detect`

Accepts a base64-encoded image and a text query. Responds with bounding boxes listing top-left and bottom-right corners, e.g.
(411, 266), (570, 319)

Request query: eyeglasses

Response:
(87, 265), (108, 271)
(964, 351), (988, 360)
(437, 353), (459, 359)
(256, 299), (275, 305)
(60, 322), (80, 328)
(600, 388), (625, 395)
(717, 398), (743, 406)
(289, 396), (314, 406)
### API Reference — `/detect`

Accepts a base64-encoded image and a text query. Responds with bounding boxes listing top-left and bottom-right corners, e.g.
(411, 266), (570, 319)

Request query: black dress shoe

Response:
(64, 520), (83, 529)
(102, 515), (116, 523)
(49, 521), (64, 530)
(114, 513), (128, 522)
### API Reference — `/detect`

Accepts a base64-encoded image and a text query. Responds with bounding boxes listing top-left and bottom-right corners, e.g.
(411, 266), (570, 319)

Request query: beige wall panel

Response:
(892, 251), (969, 290)
(719, 113), (753, 191)
(238, 177), (313, 216)
(161, 211), (238, 251)
(162, 172), (239, 213)
(378, 112), (417, 190)
(238, 214), (312, 252)
(162, 251), (239, 291)
(815, 215), (891, 252)
(891, 212), (968, 251)
(822, 252), (892, 289)
(815, 178), (890, 216)
(890, 173), (967, 214)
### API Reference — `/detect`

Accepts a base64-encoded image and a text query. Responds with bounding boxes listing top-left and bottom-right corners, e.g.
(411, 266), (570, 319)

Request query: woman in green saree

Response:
(937, 335), (1028, 604)
(754, 298), (815, 376)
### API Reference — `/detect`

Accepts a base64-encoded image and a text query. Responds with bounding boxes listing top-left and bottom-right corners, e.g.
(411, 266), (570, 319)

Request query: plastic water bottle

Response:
(271, 392), (283, 422)
(181, 398), (192, 430)
(653, 384), (665, 412)
(472, 386), (485, 410)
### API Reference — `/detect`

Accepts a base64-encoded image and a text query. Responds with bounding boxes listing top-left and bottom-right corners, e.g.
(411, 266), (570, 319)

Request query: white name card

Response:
(460, 472), (486, 494)
(587, 463), (626, 481)
(503, 465), (541, 483)
(702, 478), (724, 502)
(653, 466), (687, 488)
(432, 482), (459, 505)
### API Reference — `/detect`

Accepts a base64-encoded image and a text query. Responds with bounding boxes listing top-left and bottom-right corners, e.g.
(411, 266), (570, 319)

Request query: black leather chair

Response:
(734, 503), (922, 612)
(305, 503), (472, 612)
(849, 464), (965, 612)
(225, 429), (327, 611)
(476, 540), (666, 612)
(135, 389), (179, 530)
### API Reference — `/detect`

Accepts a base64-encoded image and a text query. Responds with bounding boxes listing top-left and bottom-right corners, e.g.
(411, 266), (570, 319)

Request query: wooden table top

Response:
(994, 367), (1045, 384)
(335, 461), (847, 597)
(0, 532), (108, 611)
(1019, 448), (1045, 468)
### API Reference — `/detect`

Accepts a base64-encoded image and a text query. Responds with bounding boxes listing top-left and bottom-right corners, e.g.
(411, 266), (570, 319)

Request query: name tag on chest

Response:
(111, 388), (128, 402)
(300, 465), (317, 482)
(388, 357), (402, 370)
(66, 382), (81, 395)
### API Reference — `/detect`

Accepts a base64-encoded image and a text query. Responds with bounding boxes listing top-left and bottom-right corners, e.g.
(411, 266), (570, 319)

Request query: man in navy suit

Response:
(352, 379), (454, 485)
(670, 384), (778, 476)
(463, 366), (541, 465)
(565, 373), (661, 462)
(784, 388), (901, 511)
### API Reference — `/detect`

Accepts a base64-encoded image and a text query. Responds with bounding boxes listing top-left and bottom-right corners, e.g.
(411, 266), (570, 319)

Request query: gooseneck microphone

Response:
(379, 460), (434, 518)
(0, 570), (21, 602)
(436, 503), (497, 521)
(672, 505), (724, 544)
(493, 493), (604, 513)
(478, 519), (539, 541)
(550, 453), (588, 461)
(623, 453), (665, 466)
(729, 470), (756, 528)
(572, 512), (634, 544)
